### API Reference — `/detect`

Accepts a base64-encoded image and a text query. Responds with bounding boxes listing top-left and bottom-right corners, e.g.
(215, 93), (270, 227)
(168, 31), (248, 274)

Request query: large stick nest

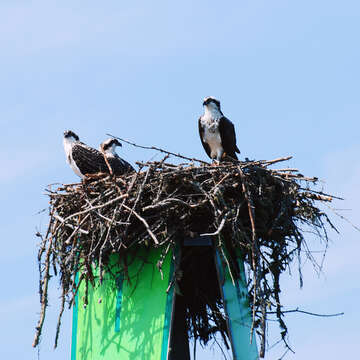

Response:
(33, 155), (338, 356)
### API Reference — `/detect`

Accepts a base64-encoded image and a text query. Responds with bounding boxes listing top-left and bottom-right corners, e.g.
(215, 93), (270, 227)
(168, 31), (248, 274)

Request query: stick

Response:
(200, 214), (227, 236)
(106, 133), (211, 165)
(100, 144), (113, 175)
(62, 193), (128, 223)
(267, 307), (344, 317)
(121, 203), (159, 245)
(262, 156), (293, 165)
(53, 214), (89, 234)
(32, 236), (53, 347)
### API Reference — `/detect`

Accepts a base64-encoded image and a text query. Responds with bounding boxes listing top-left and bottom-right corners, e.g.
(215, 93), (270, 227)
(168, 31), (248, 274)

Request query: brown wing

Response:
(108, 155), (135, 175)
(198, 117), (212, 159)
(72, 143), (109, 174)
(218, 117), (240, 160)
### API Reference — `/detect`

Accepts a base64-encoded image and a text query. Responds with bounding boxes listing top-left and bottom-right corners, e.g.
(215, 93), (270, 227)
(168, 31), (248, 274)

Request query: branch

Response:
(106, 133), (211, 165)
(121, 203), (159, 245)
(32, 236), (53, 347)
(268, 307), (344, 317)
(100, 143), (113, 175)
(200, 214), (228, 236)
(262, 156), (293, 166)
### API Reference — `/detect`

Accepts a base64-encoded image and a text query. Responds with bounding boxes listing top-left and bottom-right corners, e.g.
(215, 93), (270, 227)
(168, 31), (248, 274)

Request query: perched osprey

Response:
(100, 138), (134, 175)
(198, 97), (240, 162)
(63, 130), (108, 178)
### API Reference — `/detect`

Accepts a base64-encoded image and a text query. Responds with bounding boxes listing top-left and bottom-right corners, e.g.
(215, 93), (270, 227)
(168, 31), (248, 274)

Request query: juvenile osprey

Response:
(100, 138), (134, 175)
(63, 130), (108, 178)
(198, 97), (240, 162)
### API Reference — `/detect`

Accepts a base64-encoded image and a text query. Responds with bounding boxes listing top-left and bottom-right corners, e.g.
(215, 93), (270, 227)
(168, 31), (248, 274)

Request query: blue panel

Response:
(71, 272), (79, 360)
(114, 273), (124, 332)
(214, 249), (258, 360)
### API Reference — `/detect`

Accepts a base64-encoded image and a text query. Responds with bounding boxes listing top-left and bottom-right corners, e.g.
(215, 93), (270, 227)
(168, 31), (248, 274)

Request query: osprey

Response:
(99, 138), (134, 175)
(63, 130), (108, 178)
(198, 97), (240, 161)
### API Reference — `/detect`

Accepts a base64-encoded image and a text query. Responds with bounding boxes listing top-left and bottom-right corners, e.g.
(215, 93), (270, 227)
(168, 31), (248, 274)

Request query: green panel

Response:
(215, 249), (258, 360)
(72, 248), (173, 360)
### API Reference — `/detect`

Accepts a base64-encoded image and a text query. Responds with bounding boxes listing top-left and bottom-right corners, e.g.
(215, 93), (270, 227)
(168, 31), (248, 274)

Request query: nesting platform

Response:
(33, 157), (337, 357)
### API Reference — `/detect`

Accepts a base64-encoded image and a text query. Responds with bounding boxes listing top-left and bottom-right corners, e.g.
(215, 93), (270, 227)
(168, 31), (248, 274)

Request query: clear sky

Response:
(1, 1), (359, 359)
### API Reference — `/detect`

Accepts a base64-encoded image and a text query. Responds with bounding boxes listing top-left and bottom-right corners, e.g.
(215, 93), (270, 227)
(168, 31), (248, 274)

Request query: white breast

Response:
(63, 138), (73, 163)
(201, 117), (224, 160)
(63, 138), (84, 178)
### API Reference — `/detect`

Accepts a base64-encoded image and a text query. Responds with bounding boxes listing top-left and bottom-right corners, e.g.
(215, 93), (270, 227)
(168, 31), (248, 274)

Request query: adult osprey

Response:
(198, 97), (240, 162)
(99, 138), (134, 175)
(63, 130), (109, 179)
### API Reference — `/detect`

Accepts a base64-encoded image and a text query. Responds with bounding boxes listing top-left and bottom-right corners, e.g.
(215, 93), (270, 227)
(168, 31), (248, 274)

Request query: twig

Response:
(53, 214), (89, 234)
(54, 285), (66, 348)
(267, 307), (344, 317)
(100, 143), (113, 175)
(106, 133), (211, 165)
(142, 197), (194, 212)
(64, 214), (90, 244)
(262, 156), (293, 165)
(32, 236), (53, 347)
(324, 203), (360, 232)
(122, 203), (159, 245)
(61, 193), (128, 223)
(200, 214), (228, 236)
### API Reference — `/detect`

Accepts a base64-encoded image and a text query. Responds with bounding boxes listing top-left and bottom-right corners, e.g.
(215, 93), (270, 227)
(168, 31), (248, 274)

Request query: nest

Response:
(33, 154), (338, 357)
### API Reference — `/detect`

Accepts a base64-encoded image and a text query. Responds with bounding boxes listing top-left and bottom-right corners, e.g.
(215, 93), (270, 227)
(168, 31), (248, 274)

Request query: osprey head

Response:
(101, 138), (122, 152)
(203, 96), (221, 109)
(63, 130), (79, 141)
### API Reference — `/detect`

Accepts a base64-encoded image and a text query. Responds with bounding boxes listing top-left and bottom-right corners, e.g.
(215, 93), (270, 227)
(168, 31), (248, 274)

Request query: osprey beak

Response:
(203, 98), (211, 106)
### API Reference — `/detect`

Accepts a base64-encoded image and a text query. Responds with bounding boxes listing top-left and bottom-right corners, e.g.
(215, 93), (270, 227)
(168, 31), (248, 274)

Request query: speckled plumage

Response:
(100, 138), (134, 175)
(63, 130), (109, 178)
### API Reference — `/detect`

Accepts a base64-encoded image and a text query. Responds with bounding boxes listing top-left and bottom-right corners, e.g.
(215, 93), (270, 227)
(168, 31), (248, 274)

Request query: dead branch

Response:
(106, 133), (211, 165)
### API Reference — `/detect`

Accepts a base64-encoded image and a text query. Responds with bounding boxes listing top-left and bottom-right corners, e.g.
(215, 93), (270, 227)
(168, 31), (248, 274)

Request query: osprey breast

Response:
(202, 120), (224, 160)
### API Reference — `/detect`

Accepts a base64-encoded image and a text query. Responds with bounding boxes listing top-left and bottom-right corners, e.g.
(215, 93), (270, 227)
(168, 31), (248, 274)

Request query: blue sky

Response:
(1, 1), (359, 359)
